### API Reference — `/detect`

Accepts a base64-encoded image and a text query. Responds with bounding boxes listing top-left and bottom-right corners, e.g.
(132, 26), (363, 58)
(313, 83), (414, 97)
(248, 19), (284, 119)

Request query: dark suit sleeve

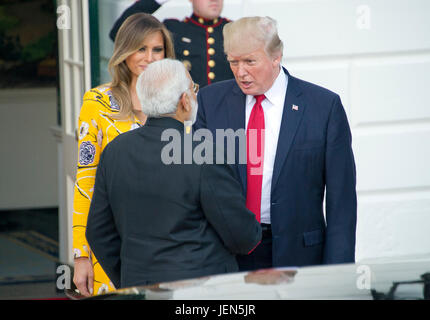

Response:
(323, 95), (357, 264)
(200, 162), (262, 255)
(86, 151), (121, 288)
(193, 91), (207, 131)
(109, 0), (162, 41)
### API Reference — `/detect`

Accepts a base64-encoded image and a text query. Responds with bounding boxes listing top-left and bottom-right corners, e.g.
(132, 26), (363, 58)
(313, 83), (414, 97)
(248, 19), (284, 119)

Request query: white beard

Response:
(189, 95), (198, 125)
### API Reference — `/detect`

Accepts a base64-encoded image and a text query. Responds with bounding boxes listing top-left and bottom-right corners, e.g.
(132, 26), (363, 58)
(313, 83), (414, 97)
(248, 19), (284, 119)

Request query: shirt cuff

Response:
(73, 245), (90, 259)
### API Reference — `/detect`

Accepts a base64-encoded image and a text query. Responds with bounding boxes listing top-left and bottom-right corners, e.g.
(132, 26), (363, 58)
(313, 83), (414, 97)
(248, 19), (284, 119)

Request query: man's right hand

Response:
(73, 257), (94, 297)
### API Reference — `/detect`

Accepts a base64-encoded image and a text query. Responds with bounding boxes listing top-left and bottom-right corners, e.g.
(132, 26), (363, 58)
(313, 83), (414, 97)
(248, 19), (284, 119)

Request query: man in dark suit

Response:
(86, 59), (261, 289)
(110, 0), (233, 87)
(194, 16), (357, 271)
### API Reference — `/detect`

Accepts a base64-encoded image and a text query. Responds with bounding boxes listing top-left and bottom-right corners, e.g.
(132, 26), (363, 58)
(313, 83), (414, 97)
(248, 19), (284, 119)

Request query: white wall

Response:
(0, 88), (58, 209)
(98, 0), (430, 261)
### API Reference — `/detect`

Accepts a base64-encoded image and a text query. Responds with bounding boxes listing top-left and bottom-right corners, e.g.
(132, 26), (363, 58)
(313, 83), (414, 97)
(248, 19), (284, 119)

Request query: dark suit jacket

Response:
(86, 117), (262, 289)
(194, 68), (357, 268)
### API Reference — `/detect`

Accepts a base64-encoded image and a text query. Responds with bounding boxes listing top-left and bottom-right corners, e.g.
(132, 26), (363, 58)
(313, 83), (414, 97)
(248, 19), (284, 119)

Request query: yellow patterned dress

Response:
(72, 86), (143, 295)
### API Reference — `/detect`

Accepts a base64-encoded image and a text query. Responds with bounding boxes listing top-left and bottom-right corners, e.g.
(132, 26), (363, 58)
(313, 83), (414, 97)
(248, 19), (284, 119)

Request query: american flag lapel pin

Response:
(292, 104), (299, 111)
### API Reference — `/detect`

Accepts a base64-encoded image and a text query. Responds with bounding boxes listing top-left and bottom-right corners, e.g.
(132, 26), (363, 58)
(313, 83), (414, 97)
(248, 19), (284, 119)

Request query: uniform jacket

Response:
(194, 68), (357, 268)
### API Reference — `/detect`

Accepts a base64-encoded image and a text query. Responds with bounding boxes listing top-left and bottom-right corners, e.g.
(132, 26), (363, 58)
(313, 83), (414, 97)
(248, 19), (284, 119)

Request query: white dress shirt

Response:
(245, 68), (288, 224)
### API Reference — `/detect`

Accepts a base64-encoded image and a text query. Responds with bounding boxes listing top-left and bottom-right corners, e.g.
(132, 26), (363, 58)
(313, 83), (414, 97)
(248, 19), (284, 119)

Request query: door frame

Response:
(56, 0), (94, 265)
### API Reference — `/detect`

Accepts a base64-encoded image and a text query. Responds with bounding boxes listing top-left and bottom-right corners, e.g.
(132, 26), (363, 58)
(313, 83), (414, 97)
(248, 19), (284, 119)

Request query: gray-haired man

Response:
(86, 59), (261, 289)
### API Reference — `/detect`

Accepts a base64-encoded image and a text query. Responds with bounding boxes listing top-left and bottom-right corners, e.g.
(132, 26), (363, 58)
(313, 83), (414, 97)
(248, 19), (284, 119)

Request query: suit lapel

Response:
(226, 84), (247, 191)
(224, 70), (305, 193)
(271, 69), (305, 192)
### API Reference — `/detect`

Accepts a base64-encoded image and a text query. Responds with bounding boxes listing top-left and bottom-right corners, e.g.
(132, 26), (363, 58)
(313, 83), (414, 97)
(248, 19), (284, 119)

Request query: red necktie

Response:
(246, 94), (266, 222)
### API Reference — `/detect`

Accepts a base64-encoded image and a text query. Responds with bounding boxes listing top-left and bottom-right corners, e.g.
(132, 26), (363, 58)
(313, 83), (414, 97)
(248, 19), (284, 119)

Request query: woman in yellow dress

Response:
(72, 13), (175, 296)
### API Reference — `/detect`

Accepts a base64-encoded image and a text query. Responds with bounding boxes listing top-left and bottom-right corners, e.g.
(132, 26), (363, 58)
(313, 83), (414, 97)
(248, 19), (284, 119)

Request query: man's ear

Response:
(272, 52), (282, 67)
(180, 92), (191, 112)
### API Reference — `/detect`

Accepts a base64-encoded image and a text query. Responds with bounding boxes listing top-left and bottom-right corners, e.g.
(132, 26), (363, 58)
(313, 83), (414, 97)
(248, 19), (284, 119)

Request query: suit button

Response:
(208, 48), (215, 55)
(208, 60), (215, 68)
(198, 18), (204, 24)
(208, 72), (215, 80)
(208, 37), (215, 45)
(183, 50), (190, 56)
(207, 27), (214, 33)
(271, 202), (277, 206)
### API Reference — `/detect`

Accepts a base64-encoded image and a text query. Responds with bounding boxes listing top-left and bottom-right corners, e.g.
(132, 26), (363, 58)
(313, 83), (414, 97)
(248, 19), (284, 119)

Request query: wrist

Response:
(74, 256), (90, 261)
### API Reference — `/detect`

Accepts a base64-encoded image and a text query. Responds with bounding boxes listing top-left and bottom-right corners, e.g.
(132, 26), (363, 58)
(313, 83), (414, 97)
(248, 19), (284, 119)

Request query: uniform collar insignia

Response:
(190, 13), (221, 27)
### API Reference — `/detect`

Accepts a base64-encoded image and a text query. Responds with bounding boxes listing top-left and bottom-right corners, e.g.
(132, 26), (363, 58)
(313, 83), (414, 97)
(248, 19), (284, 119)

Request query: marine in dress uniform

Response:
(109, 0), (233, 87)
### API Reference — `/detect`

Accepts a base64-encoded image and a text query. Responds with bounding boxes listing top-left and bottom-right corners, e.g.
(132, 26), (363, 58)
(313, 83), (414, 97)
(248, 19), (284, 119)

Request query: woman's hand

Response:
(73, 257), (94, 297)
